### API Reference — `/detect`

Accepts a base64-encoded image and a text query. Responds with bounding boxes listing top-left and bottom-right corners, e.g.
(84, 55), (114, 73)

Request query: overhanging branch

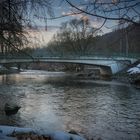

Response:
(65, 0), (140, 26)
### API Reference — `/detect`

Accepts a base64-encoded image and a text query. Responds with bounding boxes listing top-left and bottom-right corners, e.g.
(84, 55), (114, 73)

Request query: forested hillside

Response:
(45, 24), (140, 57)
(92, 25), (140, 56)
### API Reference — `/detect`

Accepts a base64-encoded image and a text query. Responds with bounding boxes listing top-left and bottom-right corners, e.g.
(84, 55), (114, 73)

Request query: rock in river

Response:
(4, 103), (21, 116)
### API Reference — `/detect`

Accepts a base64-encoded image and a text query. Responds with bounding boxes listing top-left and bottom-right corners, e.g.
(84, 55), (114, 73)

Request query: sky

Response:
(40, 0), (129, 31)
(31, 0), (111, 46)
(39, 0), (115, 31)
(29, 0), (140, 47)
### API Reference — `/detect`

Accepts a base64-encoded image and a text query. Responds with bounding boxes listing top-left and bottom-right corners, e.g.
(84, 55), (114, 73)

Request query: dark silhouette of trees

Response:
(0, 0), (22, 54)
(0, 0), (53, 55)
(47, 18), (98, 56)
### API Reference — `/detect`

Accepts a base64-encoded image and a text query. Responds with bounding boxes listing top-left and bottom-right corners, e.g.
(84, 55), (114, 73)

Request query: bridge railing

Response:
(0, 52), (140, 60)
(32, 53), (140, 59)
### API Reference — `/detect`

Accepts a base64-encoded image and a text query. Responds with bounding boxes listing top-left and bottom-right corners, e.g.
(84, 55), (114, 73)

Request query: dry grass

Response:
(9, 132), (51, 140)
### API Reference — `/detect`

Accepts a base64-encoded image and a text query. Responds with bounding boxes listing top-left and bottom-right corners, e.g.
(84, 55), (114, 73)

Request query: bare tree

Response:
(47, 18), (98, 56)
(64, 0), (140, 27)
(0, 0), (53, 55)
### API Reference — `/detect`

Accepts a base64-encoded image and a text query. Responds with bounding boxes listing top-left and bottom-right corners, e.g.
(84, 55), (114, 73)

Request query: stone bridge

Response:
(0, 56), (138, 75)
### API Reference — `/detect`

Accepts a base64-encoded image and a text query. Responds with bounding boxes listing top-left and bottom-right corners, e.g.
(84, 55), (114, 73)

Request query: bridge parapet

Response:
(0, 54), (138, 75)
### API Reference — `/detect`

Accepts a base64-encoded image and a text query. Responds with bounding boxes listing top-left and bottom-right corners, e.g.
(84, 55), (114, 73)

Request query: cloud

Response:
(61, 11), (87, 19)
(25, 26), (59, 47)
(61, 11), (102, 28)
(90, 20), (103, 28)
(62, 11), (66, 15)
(55, 6), (62, 9)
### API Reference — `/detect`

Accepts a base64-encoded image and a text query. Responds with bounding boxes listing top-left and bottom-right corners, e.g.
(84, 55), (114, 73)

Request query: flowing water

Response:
(0, 70), (140, 140)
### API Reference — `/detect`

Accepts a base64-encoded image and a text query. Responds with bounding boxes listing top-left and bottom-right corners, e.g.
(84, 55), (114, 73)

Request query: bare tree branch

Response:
(65, 0), (140, 26)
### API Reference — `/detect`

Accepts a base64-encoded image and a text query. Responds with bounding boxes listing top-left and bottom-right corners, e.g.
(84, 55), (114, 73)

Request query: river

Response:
(0, 70), (140, 140)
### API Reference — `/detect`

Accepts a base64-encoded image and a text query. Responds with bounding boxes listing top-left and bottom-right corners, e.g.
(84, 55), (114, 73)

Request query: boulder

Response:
(4, 103), (21, 116)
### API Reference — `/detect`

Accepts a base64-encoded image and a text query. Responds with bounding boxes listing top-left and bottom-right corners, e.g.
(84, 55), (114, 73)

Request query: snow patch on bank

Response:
(127, 63), (140, 74)
(48, 131), (86, 140)
(0, 125), (86, 140)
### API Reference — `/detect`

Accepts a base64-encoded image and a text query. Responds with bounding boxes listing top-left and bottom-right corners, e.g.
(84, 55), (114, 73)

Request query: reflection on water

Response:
(0, 70), (140, 140)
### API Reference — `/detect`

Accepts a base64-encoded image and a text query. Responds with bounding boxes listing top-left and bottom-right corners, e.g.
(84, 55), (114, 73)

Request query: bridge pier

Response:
(3, 64), (10, 69)
(99, 67), (112, 76)
(17, 63), (21, 71)
(110, 60), (131, 74)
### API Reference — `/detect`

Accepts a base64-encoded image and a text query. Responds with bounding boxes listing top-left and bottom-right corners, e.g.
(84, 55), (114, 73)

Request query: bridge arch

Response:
(0, 57), (137, 75)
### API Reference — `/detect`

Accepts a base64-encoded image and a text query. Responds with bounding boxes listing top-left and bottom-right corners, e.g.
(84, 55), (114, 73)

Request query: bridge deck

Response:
(0, 56), (138, 74)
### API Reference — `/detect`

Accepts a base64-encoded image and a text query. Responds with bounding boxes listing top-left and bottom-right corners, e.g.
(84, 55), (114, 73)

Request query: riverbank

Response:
(0, 125), (86, 140)
(112, 62), (140, 88)
(1, 62), (140, 87)
(0, 65), (21, 75)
